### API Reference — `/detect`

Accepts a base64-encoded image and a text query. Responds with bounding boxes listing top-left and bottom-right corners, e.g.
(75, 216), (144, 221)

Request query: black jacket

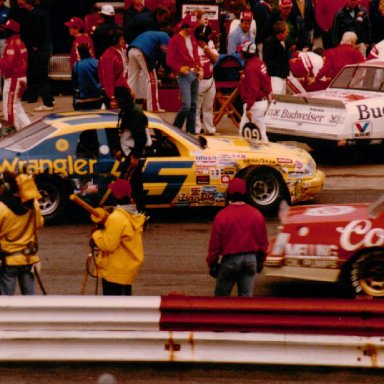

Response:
(263, 35), (290, 78)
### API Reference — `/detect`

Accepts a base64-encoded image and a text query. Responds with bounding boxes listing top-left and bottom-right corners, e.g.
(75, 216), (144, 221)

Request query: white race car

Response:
(262, 60), (384, 152)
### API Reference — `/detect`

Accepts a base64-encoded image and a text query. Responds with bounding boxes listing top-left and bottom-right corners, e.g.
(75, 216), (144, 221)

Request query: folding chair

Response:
(213, 55), (244, 128)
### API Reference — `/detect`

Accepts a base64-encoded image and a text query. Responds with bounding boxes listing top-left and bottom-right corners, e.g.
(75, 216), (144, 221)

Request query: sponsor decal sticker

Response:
(304, 206), (355, 216)
(353, 121), (372, 137)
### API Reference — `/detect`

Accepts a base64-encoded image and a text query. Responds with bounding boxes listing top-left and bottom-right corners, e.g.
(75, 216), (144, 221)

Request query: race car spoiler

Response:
(272, 94), (345, 109)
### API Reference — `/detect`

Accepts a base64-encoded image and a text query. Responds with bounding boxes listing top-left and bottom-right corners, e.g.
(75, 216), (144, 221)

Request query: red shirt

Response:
(240, 56), (272, 110)
(70, 34), (95, 69)
(98, 46), (131, 99)
(0, 34), (28, 79)
(315, 44), (365, 81)
(206, 202), (269, 268)
(166, 32), (200, 73)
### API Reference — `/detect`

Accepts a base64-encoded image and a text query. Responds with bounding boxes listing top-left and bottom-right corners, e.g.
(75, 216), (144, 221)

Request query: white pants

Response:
(271, 76), (287, 95)
(128, 47), (161, 112)
(195, 77), (216, 134)
(3, 77), (31, 130)
(239, 100), (269, 141)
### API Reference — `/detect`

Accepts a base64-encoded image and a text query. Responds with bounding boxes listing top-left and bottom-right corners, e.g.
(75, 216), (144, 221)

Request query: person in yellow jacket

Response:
(92, 179), (145, 295)
(0, 172), (43, 295)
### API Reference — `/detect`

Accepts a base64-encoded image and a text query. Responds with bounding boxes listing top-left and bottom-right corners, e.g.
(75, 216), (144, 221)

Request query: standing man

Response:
(0, 172), (44, 295)
(239, 41), (272, 141)
(98, 28), (149, 213)
(206, 178), (269, 297)
(21, 0), (54, 111)
(91, 179), (145, 296)
(263, 20), (290, 95)
(127, 30), (169, 113)
(332, 0), (371, 57)
(166, 13), (202, 134)
(0, 19), (30, 132)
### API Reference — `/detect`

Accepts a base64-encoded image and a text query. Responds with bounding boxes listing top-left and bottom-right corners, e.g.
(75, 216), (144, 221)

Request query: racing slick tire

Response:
(240, 122), (262, 141)
(246, 168), (286, 214)
(348, 249), (384, 297)
(36, 176), (71, 224)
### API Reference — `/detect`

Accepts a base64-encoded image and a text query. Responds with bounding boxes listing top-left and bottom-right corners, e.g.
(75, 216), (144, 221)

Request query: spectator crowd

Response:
(0, 0), (381, 137)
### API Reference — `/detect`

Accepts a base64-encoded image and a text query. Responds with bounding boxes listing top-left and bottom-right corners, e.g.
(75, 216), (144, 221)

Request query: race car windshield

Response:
(0, 120), (56, 152)
(331, 66), (384, 92)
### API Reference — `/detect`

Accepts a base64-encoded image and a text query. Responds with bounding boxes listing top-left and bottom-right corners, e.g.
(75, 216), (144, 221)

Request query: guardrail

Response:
(0, 295), (383, 368)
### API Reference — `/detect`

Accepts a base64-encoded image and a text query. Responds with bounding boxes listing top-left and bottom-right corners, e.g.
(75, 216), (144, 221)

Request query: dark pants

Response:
(27, 49), (54, 106)
(102, 279), (132, 296)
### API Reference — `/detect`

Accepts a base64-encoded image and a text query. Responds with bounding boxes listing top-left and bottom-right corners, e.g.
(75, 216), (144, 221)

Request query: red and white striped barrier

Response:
(0, 295), (383, 367)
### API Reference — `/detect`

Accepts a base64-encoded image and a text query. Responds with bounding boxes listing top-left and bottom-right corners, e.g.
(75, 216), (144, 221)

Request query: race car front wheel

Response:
(246, 168), (284, 214)
(349, 249), (384, 297)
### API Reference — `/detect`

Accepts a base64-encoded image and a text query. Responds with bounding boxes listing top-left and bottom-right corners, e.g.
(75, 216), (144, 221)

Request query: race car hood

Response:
(279, 203), (372, 225)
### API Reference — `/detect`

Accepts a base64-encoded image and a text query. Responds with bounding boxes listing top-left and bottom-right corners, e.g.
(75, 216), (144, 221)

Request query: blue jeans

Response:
(174, 72), (199, 134)
(0, 265), (35, 295)
(214, 253), (257, 297)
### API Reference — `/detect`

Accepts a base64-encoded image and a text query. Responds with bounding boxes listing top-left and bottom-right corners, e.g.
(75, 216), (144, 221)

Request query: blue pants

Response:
(174, 72), (199, 134)
(0, 265), (35, 295)
(214, 253), (257, 297)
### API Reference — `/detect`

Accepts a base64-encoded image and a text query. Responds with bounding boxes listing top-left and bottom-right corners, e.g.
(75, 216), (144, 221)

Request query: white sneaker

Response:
(34, 105), (54, 112)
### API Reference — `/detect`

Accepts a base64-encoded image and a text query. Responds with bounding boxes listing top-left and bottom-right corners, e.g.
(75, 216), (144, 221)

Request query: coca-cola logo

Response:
(337, 219), (384, 251)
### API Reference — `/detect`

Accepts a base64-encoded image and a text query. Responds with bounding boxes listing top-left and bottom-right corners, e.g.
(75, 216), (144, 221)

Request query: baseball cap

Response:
(64, 17), (84, 30)
(241, 40), (257, 54)
(100, 4), (115, 16)
(2, 19), (20, 33)
(279, 0), (293, 8)
(108, 179), (132, 200)
(227, 178), (246, 195)
(240, 10), (253, 21)
(179, 13), (200, 28)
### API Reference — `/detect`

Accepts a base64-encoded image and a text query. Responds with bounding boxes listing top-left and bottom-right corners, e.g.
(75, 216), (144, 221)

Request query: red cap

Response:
(2, 19), (20, 33)
(227, 178), (246, 195)
(64, 17), (84, 30)
(240, 10), (253, 21)
(108, 179), (132, 200)
(279, 0), (292, 8)
(179, 13), (200, 28)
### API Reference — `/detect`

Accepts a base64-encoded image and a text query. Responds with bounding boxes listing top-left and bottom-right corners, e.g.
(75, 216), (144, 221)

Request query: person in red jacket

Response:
(239, 41), (272, 141)
(309, 31), (365, 85)
(166, 13), (202, 134)
(206, 177), (269, 297)
(98, 28), (149, 213)
(0, 19), (30, 133)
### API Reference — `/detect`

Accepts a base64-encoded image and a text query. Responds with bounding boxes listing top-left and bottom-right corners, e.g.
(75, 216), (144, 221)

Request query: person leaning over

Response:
(0, 172), (44, 295)
(206, 178), (269, 297)
(91, 179), (145, 296)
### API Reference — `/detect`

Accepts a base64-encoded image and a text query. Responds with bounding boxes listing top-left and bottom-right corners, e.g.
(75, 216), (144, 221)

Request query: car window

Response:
(0, 120), (56, 152)
(76, 129), (100, 158)
(146, 128), (180, 157)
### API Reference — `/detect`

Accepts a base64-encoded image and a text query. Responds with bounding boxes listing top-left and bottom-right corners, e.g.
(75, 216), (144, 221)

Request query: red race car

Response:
(264, 198), (384, 297)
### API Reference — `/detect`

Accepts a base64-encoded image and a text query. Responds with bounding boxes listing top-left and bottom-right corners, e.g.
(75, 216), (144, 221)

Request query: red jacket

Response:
(98, 46), (131, 99)
(315, 44), (365, 81)
(206, 202), (269, 268)
(0, 34), (28, 79)
(166, 32), (200, 73)
(70, 33), (95, 69)
(240, 56), (271, 110)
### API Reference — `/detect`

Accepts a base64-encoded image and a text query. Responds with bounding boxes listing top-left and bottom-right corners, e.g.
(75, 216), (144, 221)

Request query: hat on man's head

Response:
(108, 179), (132, 200)
(64, 17), (84, 30)
(240, 10), (253, 21)
(100, 4), (115, 16)
(2, 19), (20, 33)
(241, 40), (257, 55)
(179, 13), (200, 28)
(279, 0), (292, 8)
(227, 178), (247, 195)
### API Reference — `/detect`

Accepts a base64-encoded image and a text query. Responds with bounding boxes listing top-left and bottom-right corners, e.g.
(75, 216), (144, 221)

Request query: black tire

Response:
(241, 122), (261, 140)
(246, 169), (285, 214)
(348, 249), (384, 297)
(36, 177), (70, 224)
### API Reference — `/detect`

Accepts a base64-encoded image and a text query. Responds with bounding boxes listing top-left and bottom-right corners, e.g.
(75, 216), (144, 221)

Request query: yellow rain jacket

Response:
(92, 206), (145, 285)
(0, 199), (44, 266)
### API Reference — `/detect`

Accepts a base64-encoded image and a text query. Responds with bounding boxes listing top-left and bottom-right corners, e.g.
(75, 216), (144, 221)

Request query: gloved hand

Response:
(110, 97), (119, 109)
(209, 262), (221, 278)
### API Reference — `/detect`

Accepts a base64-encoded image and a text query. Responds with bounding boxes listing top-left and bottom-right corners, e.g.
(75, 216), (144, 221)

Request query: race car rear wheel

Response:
(349, 250), (384, 297)
(246, 168), (285, 214)
(36, 177), (70, 224)
(241, 122), (261, 140)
